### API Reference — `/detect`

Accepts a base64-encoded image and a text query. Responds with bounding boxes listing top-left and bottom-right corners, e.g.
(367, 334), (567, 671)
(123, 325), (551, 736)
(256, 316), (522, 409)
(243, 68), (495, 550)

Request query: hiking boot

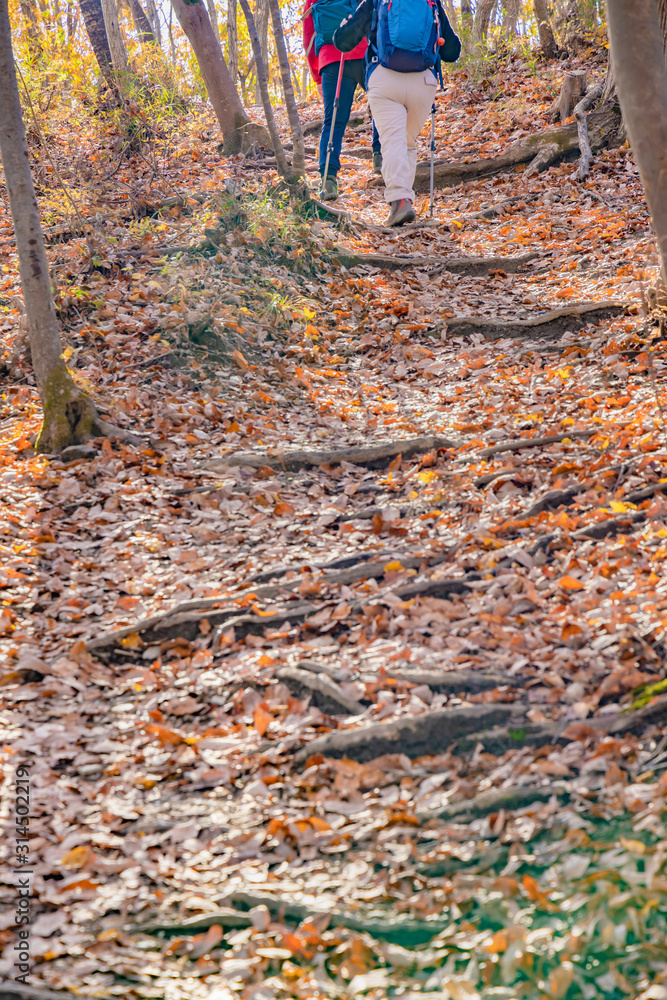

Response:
(372, 152), (382, 175)
(386, 199), (415, 227)
(320, 176), (338, 201)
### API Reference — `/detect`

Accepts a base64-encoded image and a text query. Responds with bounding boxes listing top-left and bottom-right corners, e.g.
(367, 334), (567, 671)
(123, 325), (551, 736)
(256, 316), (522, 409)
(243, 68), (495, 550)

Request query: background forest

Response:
(2, 2), (667, 1000)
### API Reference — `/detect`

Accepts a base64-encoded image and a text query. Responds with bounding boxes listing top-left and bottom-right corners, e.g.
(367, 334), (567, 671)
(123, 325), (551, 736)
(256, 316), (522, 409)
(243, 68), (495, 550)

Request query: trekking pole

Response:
(322, 53), (345, 186)
(429, 101), (436, 218)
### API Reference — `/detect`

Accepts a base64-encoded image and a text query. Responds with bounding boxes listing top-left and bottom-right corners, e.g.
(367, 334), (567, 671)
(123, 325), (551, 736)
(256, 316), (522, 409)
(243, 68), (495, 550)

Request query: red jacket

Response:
(303, 0), (367, 85)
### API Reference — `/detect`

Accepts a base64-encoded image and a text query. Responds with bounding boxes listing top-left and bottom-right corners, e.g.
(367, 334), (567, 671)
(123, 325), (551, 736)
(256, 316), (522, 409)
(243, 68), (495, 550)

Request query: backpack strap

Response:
(369, 0), (379, 64)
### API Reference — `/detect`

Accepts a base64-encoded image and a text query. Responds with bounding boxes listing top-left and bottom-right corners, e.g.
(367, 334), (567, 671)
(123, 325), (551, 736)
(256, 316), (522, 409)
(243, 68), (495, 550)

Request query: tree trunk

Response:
(461, 0), (472, 25)
(20, 0), (43, 59)
(555, 68), (586, 120)
(167, 2), (177, 60)
(606, 0), (667, 289)
(254, 0), (269, 103)
(0, 0), (104, 454)
(533, 0), (558, 57)
(206, 0), (221, 44)
(267, 0), (305, 173)
(170, 0), (266, 153)
(100, 0), (129, 71)
(67, 1), (79, 41)
(128, 0), (157, 43)
(441, 0), (458, 30)
(227, 0), (238, 84)
(144, 0), (162, 44)
(502, 0), (520, 35)
(238, 0), (292, 176)
(474, 0), (496, 41)
(79, 0), (114, 77)
(660, 0), (667, 56)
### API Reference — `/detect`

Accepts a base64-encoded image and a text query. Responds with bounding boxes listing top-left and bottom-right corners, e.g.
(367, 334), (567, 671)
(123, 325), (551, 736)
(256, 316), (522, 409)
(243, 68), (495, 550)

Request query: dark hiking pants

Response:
(319, 58), (381, 180)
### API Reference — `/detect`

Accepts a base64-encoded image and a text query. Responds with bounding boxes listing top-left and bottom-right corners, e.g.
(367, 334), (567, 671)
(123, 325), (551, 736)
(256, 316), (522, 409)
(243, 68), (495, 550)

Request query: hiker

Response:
(304, 0), (382, 201)
(333, 0), (460, 225)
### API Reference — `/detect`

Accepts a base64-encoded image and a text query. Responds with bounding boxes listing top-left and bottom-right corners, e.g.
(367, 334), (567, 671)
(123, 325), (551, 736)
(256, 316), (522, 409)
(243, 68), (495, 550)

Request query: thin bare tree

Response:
(253, 0), (269, 103)
(100, 0), (129, 71)
(238, 0), (293, 177)
(0, 0), (112, 452)
(227, 0), (238, 84)
(267, 0), (305, 173)
(128, 0), (158, 44)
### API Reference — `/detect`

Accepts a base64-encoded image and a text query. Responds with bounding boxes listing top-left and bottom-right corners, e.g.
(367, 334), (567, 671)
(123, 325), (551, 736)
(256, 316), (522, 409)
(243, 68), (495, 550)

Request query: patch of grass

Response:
(631, 676), (667, 710)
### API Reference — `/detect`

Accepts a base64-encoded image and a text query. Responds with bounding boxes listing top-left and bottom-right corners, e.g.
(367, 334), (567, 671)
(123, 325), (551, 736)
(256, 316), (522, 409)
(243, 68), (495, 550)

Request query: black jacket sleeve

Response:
(436, 5), (461, 62)
(332, 0), (373, 52)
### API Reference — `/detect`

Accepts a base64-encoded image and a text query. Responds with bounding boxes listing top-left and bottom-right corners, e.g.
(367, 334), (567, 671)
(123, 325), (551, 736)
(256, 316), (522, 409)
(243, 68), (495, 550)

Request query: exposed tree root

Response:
(203, 434), (456, 472)
(463, 193), (540, 220)
(574, 83), (604, 179)
(36, 368), (143, 455)
(333, 248), (537, 275)
(0, 988), (91, 1000)
(138, 894), (449, 944)
(433, 301), (627, 342)
(418, 784), (564, 824)
(302, 113), (366, 136)
(277, 666), (365, 715)
(417, 844), (508, 877)
(293, 690), (667, 766)
(86, 549), (453, 655)
(412, 102), (623, 192)
(523, 485), (586, 518)
(477, 428), (593, 458)
(293, 704), (523, 764)
(390, 667), (523, 693)
(522, 474), (667, 521)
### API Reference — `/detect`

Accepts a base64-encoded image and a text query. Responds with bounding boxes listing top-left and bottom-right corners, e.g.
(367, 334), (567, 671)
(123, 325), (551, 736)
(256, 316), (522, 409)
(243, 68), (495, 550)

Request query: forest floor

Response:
(2, 42), (667, 1000)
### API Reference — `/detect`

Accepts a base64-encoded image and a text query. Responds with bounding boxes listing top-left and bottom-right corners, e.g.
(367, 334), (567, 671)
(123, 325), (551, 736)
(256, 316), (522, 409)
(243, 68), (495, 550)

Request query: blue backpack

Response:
(311, 0), (358, 51)
(374, 0), (442, 72)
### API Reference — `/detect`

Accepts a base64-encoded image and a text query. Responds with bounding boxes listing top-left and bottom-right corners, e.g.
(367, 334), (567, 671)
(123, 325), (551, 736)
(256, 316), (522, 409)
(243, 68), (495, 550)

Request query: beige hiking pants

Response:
(367, 65), (438, 204)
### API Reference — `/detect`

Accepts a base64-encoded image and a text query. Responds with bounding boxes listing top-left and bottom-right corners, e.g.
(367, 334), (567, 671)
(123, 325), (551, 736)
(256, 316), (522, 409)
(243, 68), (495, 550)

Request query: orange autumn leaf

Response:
(144, 724), (187, 747)
(308, 815), (332, 832)
(558, 575), (585, 591)
(189, 924), (223, 958)
(232, 349), (249, 370)
(521, 874), (547, 902)
(253, 704), (273, 736)
(60, 845), (95, 869)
